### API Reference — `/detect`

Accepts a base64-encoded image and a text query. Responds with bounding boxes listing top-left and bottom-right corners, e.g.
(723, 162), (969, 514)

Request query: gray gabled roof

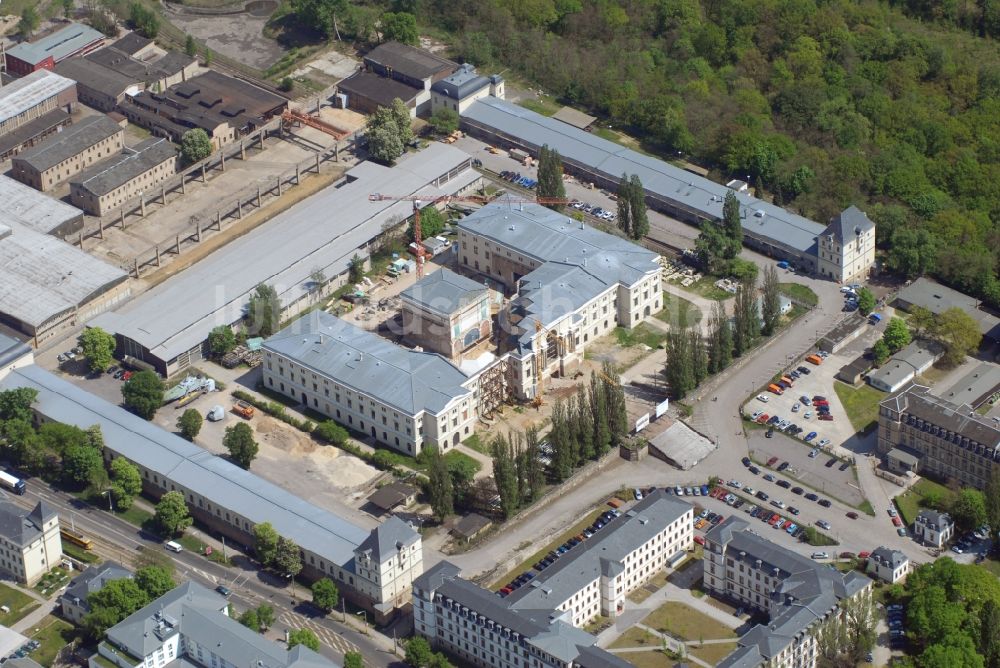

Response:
(0, 500), (51, 547)
(61, 562), (133, 610)
(1, 364), (376, 569)
(0, 70), (77, 126)
(355, 515), (419, 562)
(71, 138), (175, 197)
(508, 491), (691, 610)
(430, 64), (490, 100)
(5, 23), (103, 66)
(822, 205), (875, 243)
(364, 41), (456, 81)
(14, 115), (123, 173)
(870, 546), (908, 570)
(400, 267), (488, 318)
(264, 311), (473, 417)
(916, 509), (953, 528)
(462, 97), (828, 254)
(0, 173), (82, 235)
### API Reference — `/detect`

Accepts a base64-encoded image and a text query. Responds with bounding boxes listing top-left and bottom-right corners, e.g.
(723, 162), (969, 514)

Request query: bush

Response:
(280, 77), (294, 92)
(313, 421), (348, 446)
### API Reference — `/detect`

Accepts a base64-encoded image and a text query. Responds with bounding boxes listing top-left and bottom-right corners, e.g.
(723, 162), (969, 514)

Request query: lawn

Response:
(462, 434), (489, 455)
(27, 616), (76, 667)
(689, 642), (739, 665)
(657, 292), (703, 329)
(177, 535), (234, 567)
(780, 283), (820, 307)
(610, 626), (661, 649)
(617, 649), (678, 668)
(894, 478), (957, 527)
(614, 323), (667, 349)
(517, 96), (561, 116)
(687, 275), (735, 301)
(62, 542), (99, 564)
(641, 601), (738, 642)
(980, 557), (1000, 578)
(0, 583), (38, 627)
(116, 505), (155, 530)
(490, 508), (606, 588)
(34, 567), (71, 599)
(833, 381), (884, 433)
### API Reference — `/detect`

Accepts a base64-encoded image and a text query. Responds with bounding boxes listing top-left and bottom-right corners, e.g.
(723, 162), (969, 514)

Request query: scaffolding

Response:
(477, 356), (513, 420)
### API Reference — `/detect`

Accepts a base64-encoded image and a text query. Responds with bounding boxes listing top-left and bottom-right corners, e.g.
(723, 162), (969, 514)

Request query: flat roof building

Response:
(895, 277), (1000, 341)
(94, 582), (342, 668)
(940, 363), (1000, 408)
(878, 383), (1000, 490)
(0, 174), (84, 236)
(400, 267), (492, 359)
(4, 23), (104, 76)
(90, 144), (479, 376)
(461, 98), (876, 283)
(70, 137), (177, 215)
(11, 115), (125, 191)
(0, 70), (77, 141)
(867, 340), (943, 393)
(3, 364), (422, 621)
(263, 311), (477, 455)
(121, 70), (287, 148)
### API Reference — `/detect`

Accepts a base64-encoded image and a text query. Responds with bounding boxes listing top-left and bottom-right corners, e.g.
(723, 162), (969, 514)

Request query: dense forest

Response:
(290, 0), (1000, 306)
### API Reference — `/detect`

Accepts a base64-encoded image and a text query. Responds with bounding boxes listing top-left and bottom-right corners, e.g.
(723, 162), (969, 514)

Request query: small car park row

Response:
(499, 171), (537, 189)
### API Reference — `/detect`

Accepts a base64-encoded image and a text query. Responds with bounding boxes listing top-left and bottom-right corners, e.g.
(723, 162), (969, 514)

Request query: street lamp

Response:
(356, 610), (367, 632)
(103, 489), (114, 513)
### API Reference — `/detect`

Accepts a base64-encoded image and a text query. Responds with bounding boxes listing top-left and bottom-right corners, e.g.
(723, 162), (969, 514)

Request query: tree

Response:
(428, 654), (453, 668)
(287, 628), (320, 651)
(343, 652), (364, 668)
(110, 457), (142, 510)
(207, 326), (236, 357)
(627, 174), (649, 240)
(313, 420), (349, 446)
(253, 522), (279, 567)
(348, 254), (365, 284)
(223, 422), (258, 469)
(760, 265), (781, 336)
(407, 205), (446, 242)
(950, 488), (988, 532)
(665, 327), (695, 399)
(429, 107), (459, 135)
(491, 435), (520, 517)
(871, 339), (891, 366)
(184, 34), (197, 57)
(274, 536), (302, 577)
(122, 370), (164, 420)
(280, 76), (294, 92)
(203, 48), (212, 66)
(882, 317), (912, 353)
(239, 608), (259, 632)
(83, 578), (149, 639)
(447, 453), (478, 506)
(536, 145), (567, 209)
(909, 306), (937, 337)
(180, 129), (212, 165)
(856, 287), (877, 316)
(931, 307), (982, 366)
(887, 228), (937, 278)
(177, 409), (203, 441)
(63, 0), (74, 18)
(426, 446), (454, 520)
(381, 11), (418, 44)
(135, 566), (175, 599)
(721, 191), (743, 259)
(365, 98), (412, 164)
(986, 472), (1000, 537)
(980, 599), (1000, 668)
(18, 7), (39, 37)
(154, 491), (192, 536)
(0, 387), (37, 422)
(246, 283), (281, 337)
(257, 603), (274, 629)
(733, 276), (759, 356)
(129, 2), (159, 37)
(79, 327), (116, 373)
(62, 444), (104, 488)
(616, 173), (634, 238)
(405, 637), (434, 667)
(311, 578), (339, 612)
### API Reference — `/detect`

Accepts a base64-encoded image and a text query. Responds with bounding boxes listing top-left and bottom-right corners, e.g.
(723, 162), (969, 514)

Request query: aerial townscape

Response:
(1, 2), (1000, 668)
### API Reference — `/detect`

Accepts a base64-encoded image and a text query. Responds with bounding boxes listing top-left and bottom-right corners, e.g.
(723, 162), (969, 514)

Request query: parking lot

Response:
(747, 431), (865, 508)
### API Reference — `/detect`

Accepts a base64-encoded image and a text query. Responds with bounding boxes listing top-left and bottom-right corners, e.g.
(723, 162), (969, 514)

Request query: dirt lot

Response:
(163, 2), (286, 69)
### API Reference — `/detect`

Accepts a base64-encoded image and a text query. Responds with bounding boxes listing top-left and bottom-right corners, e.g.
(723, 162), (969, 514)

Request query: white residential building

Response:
(0, 500), (61, 586)
(816, 206), (876, 284)
(457, 200), (662, 400)
(866, 546), (910, 584)
(913, 509), (954, 548)
(262, 311), (478, 455)
(705, 517), (873, 668)
(94, 582), (340, 668)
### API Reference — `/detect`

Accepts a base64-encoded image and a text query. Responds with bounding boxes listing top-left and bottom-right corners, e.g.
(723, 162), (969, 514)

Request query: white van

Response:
(165, 540), (183, 553)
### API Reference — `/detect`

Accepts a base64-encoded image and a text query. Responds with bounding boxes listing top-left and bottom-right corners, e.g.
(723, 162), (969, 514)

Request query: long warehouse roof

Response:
(0, 175), (82, 234)
(90, 143), (478, 364)
(0, 70), (76, 125)
(1, 364), (372, 567)
(463, 97), (827, 254)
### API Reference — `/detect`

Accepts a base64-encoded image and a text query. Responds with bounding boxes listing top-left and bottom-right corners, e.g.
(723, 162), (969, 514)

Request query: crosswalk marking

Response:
(276, 611), (358, 655)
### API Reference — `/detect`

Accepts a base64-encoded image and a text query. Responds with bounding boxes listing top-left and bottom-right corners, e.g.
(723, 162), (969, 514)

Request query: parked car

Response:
(892, 517), (903, 527)
(757, 394), (770, 403)
(797, 367), (811, 375)
(846, 511), (859, 519)
(839, 461), (851, 471)
(764, 473), (776, 482)
(741, 457), (752, 467)
(792, 403), (800, 412)
(788, 506), (799, 515)
(826, 458), (837, 468)
(804, 431), (818, 441)
(777, 480), (791, 489)
(818, 499), (832, 507)
(809, 449), (819, 458)
(818, 414), (834, 421)
(817, 439), (830, 448)
(804, 492), (819, 501)
(816, 520), (832, 530)
(767, 456), (779, 467)
(749, 465), (761, 475)
(777, 462), (790, 472)
(792, 486), (804, 495)
(811, 552), (829, 560)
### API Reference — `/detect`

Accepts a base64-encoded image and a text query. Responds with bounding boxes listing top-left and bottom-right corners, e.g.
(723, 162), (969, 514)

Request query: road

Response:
(9, 483), (404, 668)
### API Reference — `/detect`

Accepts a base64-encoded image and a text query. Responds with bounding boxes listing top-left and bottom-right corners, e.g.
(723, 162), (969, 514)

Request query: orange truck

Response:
(233, 401), (255, 419)
(806, 354), (823, 365)
(767, 383), (784, 395)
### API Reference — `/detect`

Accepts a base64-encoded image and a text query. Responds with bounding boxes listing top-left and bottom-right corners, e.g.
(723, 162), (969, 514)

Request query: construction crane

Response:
(367, 193), (577, 278)
(281, 109), (350, 140)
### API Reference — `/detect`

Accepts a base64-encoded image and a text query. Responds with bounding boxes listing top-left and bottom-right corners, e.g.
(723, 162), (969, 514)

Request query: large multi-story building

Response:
(704, 517), (872, 668)
(457, 200), (662, 399)
(11, 115), (125, 191)
(69, 137), (177, 215)
(877, 384), (1000, 490)
(400, 267), (492, 359)
(2, 363), (421, 621)
(413, 562), (633, 668)
(0, 500), (62, 586)
(263, 311), (478, 455)
(94, 582), (341, 668)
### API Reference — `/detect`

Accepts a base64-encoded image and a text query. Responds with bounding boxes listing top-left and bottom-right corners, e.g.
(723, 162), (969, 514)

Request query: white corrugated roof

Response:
(0, 70), (76, 124)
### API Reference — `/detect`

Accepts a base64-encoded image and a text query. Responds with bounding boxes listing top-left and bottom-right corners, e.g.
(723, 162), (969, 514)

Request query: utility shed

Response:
(552, 106), (596, 130)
